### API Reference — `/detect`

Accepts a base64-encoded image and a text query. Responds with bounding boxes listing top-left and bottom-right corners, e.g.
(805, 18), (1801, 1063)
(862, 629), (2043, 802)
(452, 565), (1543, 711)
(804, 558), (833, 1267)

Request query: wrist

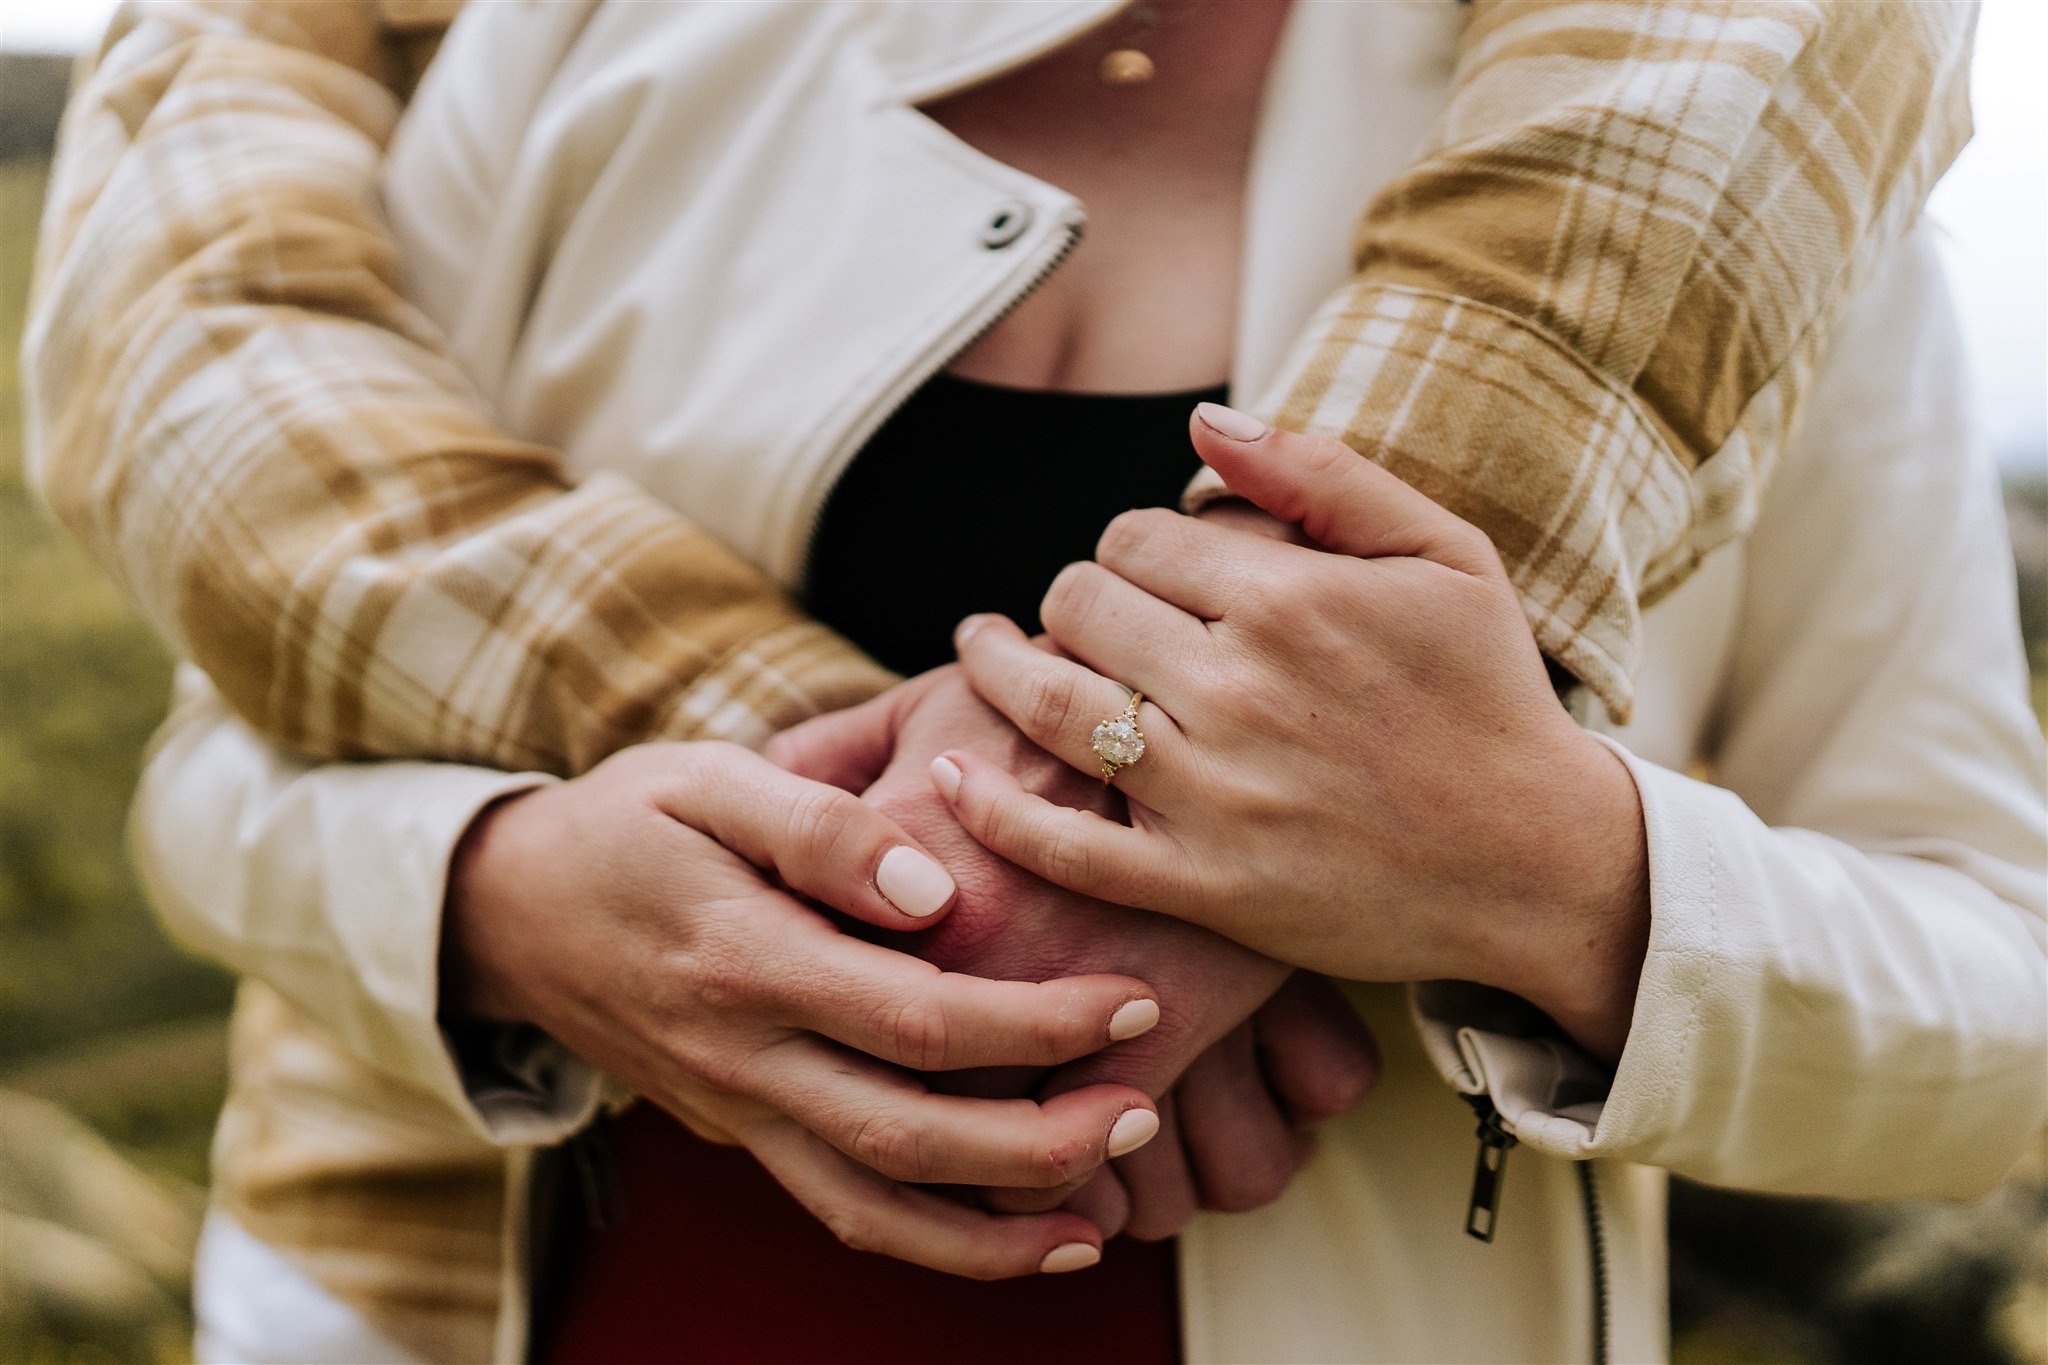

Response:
(441, 787), (546, 1026)
(1477, 733), (1651, 1064)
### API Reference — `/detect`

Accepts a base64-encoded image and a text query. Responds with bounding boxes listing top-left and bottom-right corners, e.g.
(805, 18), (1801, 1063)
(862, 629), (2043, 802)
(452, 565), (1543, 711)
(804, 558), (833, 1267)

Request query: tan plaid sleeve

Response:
(22, 0), (894, 778)
(1245, 0), (1975, 723)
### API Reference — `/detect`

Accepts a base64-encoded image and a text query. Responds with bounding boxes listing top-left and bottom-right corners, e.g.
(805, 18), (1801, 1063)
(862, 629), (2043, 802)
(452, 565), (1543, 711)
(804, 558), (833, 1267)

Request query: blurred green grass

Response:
(1, 157), (230, 1103)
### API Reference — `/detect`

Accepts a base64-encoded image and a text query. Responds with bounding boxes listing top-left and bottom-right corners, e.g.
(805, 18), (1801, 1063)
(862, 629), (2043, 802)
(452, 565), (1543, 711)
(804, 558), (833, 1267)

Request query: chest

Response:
(387, 2), (1459, 577)
(924, 2), (1294, 392)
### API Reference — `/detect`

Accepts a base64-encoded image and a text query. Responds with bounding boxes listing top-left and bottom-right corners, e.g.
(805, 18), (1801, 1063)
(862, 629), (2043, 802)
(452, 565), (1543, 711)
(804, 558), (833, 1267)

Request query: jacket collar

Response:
(854, 0), (1465, 399)
(861, 1), (1131, 105)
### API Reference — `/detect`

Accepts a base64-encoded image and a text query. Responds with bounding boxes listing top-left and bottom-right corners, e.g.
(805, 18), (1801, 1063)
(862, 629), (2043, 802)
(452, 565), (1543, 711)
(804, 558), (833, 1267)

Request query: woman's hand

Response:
(444, 741), (1166, 1279)
(935, 407), (1651, 1062)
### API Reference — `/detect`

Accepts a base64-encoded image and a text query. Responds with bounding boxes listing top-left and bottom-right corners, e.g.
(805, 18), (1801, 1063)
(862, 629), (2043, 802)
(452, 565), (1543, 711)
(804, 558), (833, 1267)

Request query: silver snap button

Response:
(980, 201), (1034, 249)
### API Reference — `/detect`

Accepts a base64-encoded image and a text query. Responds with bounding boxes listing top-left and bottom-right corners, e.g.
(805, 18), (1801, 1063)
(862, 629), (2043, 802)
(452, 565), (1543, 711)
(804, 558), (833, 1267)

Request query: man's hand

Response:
(769, 667), (1379, 1235)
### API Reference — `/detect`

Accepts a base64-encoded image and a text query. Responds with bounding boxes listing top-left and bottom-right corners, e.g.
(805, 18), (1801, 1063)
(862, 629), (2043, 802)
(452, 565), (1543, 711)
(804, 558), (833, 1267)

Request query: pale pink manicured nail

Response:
(929, 755), (963, 802)
(1107, 1108), (1161, 1158)
(1039, 1242), (1101, 1274)
(954, 615), (990, 648)
(1107, 999), (1160, 1042)
(1195, 402), (1268, 442)
(876, 846), (954, 918)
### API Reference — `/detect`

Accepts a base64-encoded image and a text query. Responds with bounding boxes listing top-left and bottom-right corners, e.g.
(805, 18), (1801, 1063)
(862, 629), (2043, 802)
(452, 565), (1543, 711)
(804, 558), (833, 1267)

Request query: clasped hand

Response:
(936, 406), (1652, 1063)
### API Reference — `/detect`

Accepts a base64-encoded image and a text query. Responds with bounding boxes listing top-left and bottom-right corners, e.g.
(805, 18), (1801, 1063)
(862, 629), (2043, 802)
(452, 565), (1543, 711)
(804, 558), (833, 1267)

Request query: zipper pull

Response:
(569, 1112), (623, 1229)
(1464, 1096), (1517, 1243)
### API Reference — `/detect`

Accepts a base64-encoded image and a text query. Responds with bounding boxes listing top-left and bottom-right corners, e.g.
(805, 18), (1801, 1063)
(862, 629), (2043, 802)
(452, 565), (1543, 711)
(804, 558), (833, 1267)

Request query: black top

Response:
(805, 371), (1227, 675)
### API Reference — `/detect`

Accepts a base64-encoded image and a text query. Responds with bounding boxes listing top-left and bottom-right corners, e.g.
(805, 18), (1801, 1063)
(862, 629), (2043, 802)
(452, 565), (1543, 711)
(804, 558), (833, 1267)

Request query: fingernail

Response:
(1107, 1108), (1161, 1158)
(929, 755), (963, 802)
(954, 615), (990, 648)
(1039, 1242), (1100, 1274)
(1107, 999), (1160, 1042)
(876, 846), (954, 918)
(1195, 402), (1267, 442)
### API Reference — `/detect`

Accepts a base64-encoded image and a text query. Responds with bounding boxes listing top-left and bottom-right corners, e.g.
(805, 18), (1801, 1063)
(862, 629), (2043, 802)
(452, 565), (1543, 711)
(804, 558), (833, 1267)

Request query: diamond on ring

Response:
(1091, 692), (1147, 785)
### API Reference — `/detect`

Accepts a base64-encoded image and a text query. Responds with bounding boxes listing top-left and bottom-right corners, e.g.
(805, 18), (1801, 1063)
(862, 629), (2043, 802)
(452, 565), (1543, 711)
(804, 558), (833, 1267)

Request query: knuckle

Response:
(682, 1036), (753, 1098)
(1018, 668), (1082, 742)
(1305, 433), (1360, 482)
(1040, 561), (1102, 634)
(1036, 820), (1096, 889)
(851, 1109), (929, 1183)
(689, 740), (751, 783)
(821, 1204), (880, 1255)
(1096, 507), (1170, 564)
(1210, 1154), (1293, 1212)
(1457, 525), (1509, 578)
(784, 783), (860, 865)
(1130, 1209), (1191, 1242)
(676, 928), (774, 1023)
(1322, 1056), (1380, 1117)
(1242, 1161), (1293, 1209)
(689, 967), (751, 1019)
(879, 994), (952, 1071)
(1028, 996), (1076, 1061)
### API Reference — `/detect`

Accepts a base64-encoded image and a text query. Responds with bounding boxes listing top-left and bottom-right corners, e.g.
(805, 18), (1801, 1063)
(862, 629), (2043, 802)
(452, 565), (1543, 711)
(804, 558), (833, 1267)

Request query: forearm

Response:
(25, 0), (890, 777)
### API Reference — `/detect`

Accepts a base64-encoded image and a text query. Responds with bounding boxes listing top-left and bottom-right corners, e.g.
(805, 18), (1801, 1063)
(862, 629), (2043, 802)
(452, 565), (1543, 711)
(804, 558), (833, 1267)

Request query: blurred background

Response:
(1, 2), (2042, 1361)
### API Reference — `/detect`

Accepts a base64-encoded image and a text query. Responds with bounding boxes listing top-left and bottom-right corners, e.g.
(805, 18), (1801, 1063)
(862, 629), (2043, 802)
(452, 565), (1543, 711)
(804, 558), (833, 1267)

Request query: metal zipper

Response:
(1464, 1094), (1612, 1365)
(787, 208), (1086, 588)
(1577, 1159), (1612, 1365)
(947, 215), (1088, 382)
(1464, 1093), (1516, 1242)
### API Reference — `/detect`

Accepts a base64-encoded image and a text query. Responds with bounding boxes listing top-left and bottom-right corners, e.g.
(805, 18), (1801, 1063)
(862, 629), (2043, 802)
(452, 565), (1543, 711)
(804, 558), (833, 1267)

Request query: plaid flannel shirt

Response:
(19, 2), (1974, 1359)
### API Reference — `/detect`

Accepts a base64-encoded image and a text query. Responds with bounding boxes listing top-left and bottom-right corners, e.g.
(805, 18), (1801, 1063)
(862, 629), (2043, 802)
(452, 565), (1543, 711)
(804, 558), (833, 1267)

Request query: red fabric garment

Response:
(541, 1104), (1182, 1365)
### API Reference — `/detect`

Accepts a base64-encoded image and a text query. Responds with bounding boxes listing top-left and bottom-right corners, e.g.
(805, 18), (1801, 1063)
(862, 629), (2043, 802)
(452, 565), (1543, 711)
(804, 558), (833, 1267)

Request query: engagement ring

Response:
(1091, 692), (1147, 785)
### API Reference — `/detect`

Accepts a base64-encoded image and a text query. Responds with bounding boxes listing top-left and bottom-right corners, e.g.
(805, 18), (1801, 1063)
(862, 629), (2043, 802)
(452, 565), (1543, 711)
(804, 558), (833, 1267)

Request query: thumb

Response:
(1187, 403), (1495, 574)
(763, 687), (904, 792)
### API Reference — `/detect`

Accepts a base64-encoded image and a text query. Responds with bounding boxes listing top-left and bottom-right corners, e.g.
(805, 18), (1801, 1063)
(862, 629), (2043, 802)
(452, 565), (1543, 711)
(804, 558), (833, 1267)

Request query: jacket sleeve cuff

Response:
(1406, 733), (1665, 1160)
(1243, 280), (1697, 725)
(1413, 731), (2048, 1199)
(133, 682), (598, 1145)
(439, 1018), (603, 1148)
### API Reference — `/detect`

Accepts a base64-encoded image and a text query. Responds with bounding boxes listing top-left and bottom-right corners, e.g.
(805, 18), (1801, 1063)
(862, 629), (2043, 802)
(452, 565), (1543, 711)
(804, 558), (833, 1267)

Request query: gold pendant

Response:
(1099, 48), (1156, 85)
